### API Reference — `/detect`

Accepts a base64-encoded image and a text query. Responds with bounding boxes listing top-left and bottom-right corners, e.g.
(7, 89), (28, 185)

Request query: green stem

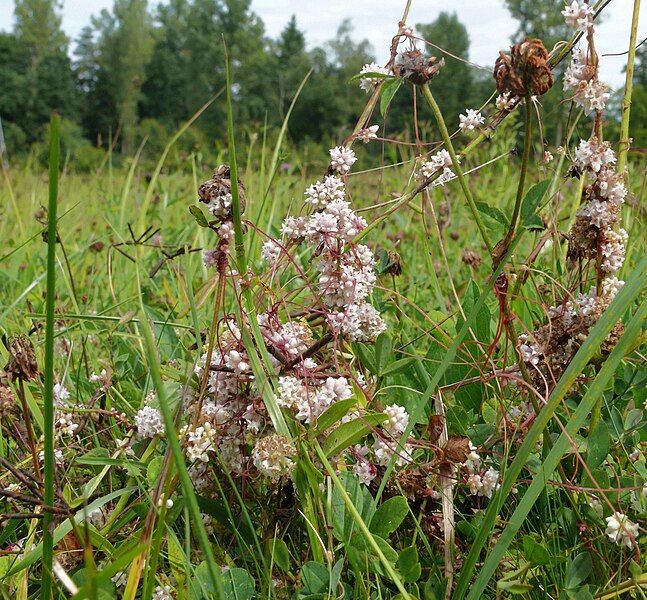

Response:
(506, 95), (533, 241)
(41, 112), (59, 600)
(420, 84), (494, 254)
(617, 0), (641, 174)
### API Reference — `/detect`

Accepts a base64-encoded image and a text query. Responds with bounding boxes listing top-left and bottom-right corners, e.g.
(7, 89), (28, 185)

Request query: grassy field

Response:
(1, 29), (647, 600)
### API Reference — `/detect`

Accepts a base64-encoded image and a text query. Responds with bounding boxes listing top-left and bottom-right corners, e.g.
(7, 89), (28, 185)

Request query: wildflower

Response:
(281, 216), (307, 239)
(112, 571), (127, 588)
(562, 0), (595, 32)
(356, 125), (379, 143)
(0, 382), (16, 415)
(304, 175), (345, 207)
(495, 91), (515, 111)
(203, 249), (219, 268)
(543, 150), (554, 163)
(574, 138), (616, 172)
(39, 448), (64, 465)
(373, 437), (414, 467)
(53, 383), (70, 404)
(459, 109), (485, 132)
(574, 79), (610, 115)
(518, 335), (541, 366)
(329, 146), (357, 174)
(394, 49), (444, 85)
(605, 512), (639, 548)
(358, 62), (390, 93)
(182, 422), (216, 462)
(420, 149), (455, 178)
(383, 404), (409, 435)
(153, 586), (173, 600)
(135, 405), (165, 439)
(600, 228), (628, 274)
(253, 434), (297, 480)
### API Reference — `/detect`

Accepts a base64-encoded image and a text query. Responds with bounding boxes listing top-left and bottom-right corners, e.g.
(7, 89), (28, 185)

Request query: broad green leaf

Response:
(315, 398), (356, 433)
(566, 552), (592, 589)
(321, 413), (387, 458)
(331, 473), (376, 545)
(397, 546), (422, 583)
(380, 78), (403, 116)
(189, 204), (209, 227)
(265, 538), (291, 573)
(520, 180), (550, 227)
(300, 561), (330, 595)
(522, 536), (550, 566)
(369, 496), (409, 538)
(586, 420), (609, 469)
(191, 564), (255, 600)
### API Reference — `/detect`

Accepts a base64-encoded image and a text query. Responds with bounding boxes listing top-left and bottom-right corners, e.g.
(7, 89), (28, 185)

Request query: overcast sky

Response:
(0, 0), (643, 87)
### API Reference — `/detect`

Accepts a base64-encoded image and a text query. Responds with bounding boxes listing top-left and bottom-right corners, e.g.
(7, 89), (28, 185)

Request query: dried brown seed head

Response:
(494, 39), (553, 97)
(4, 335), (39, 382)
(394, 50), (445, 85)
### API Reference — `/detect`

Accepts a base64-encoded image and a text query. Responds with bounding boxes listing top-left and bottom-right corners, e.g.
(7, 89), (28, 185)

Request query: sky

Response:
(0, 0), (643, 88)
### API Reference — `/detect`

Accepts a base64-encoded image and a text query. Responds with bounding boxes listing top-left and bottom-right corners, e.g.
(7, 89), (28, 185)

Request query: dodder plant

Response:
(1, 1), (645, 599)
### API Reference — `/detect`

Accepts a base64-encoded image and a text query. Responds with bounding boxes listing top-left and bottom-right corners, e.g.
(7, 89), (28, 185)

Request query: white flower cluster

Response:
(181, 421), (217, 463)
(358, 62), (391, 93)
(356, 125), (379, 143)
(329, 146), (357, 174)
(562, 0), (595, 32)
(459, 109), (485, 132)
(420, 149), (458, 187)
(135, 392), (165, 439)
(604, 512), (639, 548)
(495, 91), (516, 111)
(275, 375), (352, 424)
(305, 175), (346, 207)
(563, 48), (609, 115)
(573, 139), (627, 275)
(252, 434), (297, 480)
(462, 442), (500, 499)
(52, 382), (81, 437)
(152, 585), (173, 600)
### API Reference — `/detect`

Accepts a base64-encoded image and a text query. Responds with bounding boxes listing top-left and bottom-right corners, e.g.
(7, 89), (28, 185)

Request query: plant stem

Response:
(41, 112), (59, 600)
(506, 95), (533, 242)
(420, 84), (494, 254)
(616, 0), (641, 174)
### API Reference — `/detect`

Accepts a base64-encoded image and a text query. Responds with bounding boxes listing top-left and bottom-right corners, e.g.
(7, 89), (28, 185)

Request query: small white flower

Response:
(495, 92), (515, 111)
(356, 125), (379, 143)
(605, 512), (639, 548)
(459, 109), (485, 132)
(562, 0), (595, 32)
(329, 146), (357, 174)
(358, 63), (390, 93)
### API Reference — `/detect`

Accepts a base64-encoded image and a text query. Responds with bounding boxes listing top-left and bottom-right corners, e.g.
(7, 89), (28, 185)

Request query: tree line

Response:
(0, 0), (643, 167)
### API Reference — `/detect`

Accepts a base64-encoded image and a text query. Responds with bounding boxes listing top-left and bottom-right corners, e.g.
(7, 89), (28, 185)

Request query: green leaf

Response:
(397, 546), (422, 583)
(146, 455), (165, 487)
(381, 358), (417, 377)
(520, 180), (550, 227)
(497, 579), (534, 594)
(374, 333), (393, 376)
(321, 413), (387, 458)
(354, 342), (377, 374)
(380, 78), (403, 116)
(566, 552), (592, 589)
(331, 474), (376, 545)
(191, 564), (255, 600)
(369, 496), (409, 538)
(476, 201), (509, 227)
(522, 536), (550, 566)
(265, 538), (290, 573)
(315, 398), (356, 433)
(586, 420), (609, 469)
(300, 561), (330, 595)
(189, 205), (209, 227)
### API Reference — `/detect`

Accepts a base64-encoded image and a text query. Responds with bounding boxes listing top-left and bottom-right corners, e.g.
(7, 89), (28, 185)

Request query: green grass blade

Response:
(466, 295), (647, 599)
(41, 112), (59, 600)
(454, 253), (647, 599)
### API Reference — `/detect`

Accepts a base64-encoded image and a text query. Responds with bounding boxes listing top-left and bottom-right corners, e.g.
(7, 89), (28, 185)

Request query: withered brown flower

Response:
(494, 39), (553, 98)
(4, 335), (39, 382)
(394, 50), (444, 85)
(198, 165), (246, 220)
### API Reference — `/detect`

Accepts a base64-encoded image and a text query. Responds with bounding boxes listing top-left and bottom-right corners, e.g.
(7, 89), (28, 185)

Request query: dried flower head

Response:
(0, 380), (16, 415)
(4, 335), (39, 382)
(252, 434), (297, 480)
(394, 50), (444, 85)
(198, 165), (246, 222)
(494, 39), (553, 98)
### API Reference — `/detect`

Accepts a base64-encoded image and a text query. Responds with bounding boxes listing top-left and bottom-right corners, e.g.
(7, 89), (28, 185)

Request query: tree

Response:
(504, 0), (570, 50)
(417, 12), (474, 127)
(0, 1), (77, 147)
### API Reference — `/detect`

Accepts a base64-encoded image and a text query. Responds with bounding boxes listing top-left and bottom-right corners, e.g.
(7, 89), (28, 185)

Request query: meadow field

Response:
(1, 2), (647, 599)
